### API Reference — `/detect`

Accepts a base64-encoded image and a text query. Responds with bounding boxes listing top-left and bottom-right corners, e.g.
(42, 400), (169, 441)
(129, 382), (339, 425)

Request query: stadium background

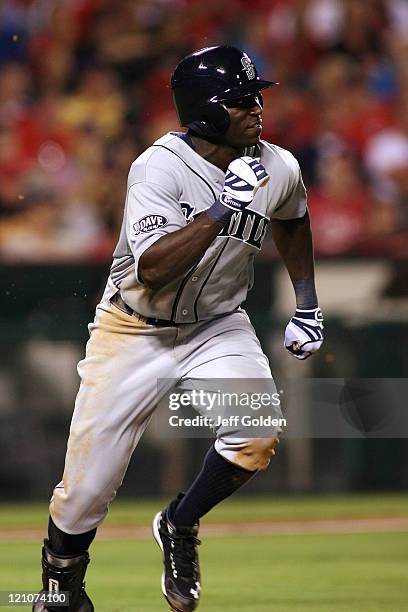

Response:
(1, 0), (407, 500)
(0, 2), (407, 610)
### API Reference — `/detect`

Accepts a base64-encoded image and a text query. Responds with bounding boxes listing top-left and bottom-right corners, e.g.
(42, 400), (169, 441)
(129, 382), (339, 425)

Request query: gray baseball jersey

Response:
(104, 132), (307, 323)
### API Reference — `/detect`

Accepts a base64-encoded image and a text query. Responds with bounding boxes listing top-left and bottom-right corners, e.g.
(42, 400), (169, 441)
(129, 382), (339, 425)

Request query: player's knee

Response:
(50, 482), (112, 534)
(232, 437), (280, 471)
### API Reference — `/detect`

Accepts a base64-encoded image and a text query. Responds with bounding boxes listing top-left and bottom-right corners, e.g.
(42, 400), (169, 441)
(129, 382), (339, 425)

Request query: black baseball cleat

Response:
(32, 541), (94, 611)
(153, 494), (201, 612)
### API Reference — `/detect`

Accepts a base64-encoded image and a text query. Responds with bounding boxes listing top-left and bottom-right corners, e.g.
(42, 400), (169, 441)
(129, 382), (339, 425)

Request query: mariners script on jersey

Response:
(105, 132), (307, 323)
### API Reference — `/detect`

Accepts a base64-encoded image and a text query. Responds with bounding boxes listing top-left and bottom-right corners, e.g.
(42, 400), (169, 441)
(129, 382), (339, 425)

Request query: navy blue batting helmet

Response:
(171, 46), (277, 138)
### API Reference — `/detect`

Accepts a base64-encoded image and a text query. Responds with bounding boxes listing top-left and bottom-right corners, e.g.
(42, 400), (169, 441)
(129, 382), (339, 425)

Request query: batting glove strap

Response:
(206, 197), (235, 224)
(219, 156), (269, 212)
(284, 307), (324, 360)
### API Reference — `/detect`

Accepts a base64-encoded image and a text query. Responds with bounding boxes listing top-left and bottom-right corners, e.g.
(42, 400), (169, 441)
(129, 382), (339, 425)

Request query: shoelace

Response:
(168, 532), (201, 577)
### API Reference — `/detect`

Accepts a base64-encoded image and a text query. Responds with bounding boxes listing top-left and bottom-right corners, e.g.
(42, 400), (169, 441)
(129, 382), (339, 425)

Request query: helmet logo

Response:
(241, 54), (255, 80)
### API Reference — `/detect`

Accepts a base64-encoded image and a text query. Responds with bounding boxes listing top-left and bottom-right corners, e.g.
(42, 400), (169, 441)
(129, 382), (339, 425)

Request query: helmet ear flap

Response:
(187, 102), (230, 138)
(205, 102), (230, 133)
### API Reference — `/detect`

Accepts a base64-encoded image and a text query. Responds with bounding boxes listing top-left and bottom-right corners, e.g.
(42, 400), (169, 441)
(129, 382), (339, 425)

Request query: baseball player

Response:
(32, 46), (324, 612)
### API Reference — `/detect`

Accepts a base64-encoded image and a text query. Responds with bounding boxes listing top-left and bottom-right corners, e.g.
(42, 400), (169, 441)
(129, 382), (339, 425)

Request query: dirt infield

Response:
(1, 517), (408, 541)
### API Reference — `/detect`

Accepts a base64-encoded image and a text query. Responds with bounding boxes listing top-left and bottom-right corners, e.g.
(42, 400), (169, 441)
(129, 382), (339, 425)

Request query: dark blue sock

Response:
(172, 445), (256, 527)
(48, 516), (96, 556)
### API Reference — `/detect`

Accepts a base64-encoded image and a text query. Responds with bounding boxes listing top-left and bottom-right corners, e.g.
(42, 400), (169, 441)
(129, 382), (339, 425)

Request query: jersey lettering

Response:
(219, 209), (268, 249)
(180, 201), (195, 222)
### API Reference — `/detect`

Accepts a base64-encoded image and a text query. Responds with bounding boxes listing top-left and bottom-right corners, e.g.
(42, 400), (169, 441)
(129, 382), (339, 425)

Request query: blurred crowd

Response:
(0, 0), (407, 262)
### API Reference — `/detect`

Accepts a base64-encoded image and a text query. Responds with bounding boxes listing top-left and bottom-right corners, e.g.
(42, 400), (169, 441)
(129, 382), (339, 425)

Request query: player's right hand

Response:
(219, 156), (269, 212)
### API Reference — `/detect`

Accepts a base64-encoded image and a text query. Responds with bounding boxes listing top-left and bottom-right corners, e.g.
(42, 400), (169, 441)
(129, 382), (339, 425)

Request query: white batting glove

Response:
(284, 307), (324, 360)
(219, 157), (269, 211)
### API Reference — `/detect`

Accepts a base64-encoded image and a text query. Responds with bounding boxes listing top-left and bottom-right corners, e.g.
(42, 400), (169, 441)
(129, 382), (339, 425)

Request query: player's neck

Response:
(189, 134), (241, 172)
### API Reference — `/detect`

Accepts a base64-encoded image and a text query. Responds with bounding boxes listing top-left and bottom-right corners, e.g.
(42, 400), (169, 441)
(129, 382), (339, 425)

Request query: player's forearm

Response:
(138, 213), (223, 289)
(271, 210), (318, 307)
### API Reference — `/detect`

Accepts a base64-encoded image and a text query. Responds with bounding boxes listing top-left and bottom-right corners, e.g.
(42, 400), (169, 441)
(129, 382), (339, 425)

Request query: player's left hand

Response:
(284, 307), (324, 360)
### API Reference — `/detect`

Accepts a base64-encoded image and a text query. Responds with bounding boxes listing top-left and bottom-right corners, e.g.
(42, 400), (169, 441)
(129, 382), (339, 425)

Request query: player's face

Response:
(222, 94), (263, 148)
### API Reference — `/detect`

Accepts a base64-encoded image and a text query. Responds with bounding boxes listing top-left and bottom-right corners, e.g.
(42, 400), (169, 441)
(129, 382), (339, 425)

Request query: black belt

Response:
(110, 292), (178, 327)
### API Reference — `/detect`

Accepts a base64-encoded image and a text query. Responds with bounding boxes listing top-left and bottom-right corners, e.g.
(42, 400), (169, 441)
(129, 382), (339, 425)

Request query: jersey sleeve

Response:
(270, 157), (308, 221)
(125, 161), (186, 283)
